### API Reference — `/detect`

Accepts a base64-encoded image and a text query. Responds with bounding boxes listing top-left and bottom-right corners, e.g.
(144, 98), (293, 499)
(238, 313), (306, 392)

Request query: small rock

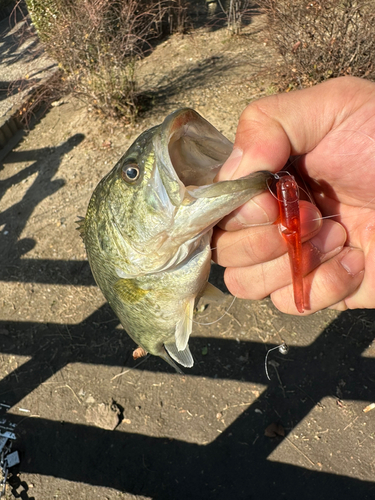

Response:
(51, 99), (67, 107)
(85, 401), (122, 430)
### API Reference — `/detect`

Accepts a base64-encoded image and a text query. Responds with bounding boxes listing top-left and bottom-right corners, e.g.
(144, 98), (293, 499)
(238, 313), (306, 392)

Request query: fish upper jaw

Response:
(152, 128), (186, 208)
(143, 156), (180, 219)
(152, 107), (232, 207)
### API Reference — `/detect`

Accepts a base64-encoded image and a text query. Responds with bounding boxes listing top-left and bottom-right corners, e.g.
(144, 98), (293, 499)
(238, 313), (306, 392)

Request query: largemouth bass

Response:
(80, 109), (272, 372)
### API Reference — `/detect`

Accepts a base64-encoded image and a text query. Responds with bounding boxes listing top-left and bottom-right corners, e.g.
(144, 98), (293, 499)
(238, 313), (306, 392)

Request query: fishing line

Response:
(267, 170), (300, 204)
(192, 295), (237, 326)
(311, 196), (375, 222)
(297, 184), (316, 205)
(111, 356), (149, 380)
(213, 183), (373, 260)
(210, 220), (275, 253)
(321, 129), (375, 178)
(268, 167), (375, 225)
(209, 218), (277, 268)
(264, 342), (289, 381)
(312, 213), (341, 221)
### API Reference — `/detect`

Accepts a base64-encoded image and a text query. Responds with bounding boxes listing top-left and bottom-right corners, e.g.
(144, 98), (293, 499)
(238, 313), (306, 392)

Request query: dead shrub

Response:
(209, 1), (257, 33)
(259, 0), (375, 88)
(225, 1), (255, 34)
(25, 0), (191, 121)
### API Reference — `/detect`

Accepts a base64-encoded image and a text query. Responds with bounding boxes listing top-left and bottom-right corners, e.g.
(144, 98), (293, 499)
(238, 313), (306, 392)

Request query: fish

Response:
(79, 108), (273, 373)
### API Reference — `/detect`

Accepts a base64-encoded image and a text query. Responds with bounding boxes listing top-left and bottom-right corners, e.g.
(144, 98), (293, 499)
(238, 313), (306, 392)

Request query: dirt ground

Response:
(1, 9), (375, 500)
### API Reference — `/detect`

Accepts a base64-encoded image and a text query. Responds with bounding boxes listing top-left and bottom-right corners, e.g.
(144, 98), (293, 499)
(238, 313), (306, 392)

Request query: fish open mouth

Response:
(161, 108), (233, 188)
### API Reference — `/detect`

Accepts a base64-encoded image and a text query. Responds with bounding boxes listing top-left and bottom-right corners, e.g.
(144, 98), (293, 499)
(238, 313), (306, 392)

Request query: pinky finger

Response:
(271, 247), (365, 314)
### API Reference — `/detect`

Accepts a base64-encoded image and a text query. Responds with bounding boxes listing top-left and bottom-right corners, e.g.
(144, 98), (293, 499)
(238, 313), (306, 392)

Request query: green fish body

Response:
(81, 109), (272, 372)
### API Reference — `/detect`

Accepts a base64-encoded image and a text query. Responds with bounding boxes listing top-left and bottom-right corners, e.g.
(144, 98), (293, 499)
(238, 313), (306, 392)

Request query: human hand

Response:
(212, 76), (375, 313)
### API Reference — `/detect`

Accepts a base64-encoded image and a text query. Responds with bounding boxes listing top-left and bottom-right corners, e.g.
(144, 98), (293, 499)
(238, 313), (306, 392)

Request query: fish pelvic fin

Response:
(201, 282), (226, 302)
(175, 297), (195, 351)
(76, 216), (85, 240)
(159, 348), (184, 374)
(165, 342), (194, 368)
(163, 296), (194, 369)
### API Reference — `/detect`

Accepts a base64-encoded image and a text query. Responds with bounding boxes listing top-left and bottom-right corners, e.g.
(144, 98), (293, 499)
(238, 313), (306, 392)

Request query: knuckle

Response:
(224, 267), (269, 301)
(224, 268), (249, 299)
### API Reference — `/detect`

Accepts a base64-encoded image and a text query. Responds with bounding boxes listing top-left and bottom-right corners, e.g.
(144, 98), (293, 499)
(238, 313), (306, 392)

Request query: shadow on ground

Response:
(1, 133), (375, 500)
(0, 4), (40, 69)
(0, 306), (374, 499)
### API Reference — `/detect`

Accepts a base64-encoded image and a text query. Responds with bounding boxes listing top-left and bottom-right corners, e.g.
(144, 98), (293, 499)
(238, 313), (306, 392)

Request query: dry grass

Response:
(259, 0), (375, 88)
(25, 0), (191, 121)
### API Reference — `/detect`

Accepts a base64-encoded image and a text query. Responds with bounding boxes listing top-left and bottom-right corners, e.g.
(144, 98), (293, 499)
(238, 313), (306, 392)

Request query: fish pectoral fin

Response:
(201, 282), (226, 302)
(113, 279), (150, 304)
(165, 342), (194, 368)
(175, 297), (195, 351)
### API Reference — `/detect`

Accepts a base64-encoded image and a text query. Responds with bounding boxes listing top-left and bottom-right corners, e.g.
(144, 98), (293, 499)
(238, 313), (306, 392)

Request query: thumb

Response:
(217, 76), (370, 181)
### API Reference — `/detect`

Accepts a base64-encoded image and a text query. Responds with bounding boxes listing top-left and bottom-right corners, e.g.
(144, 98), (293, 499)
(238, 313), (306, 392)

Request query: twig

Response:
(224, 310), (241, 327)
(343, 416), (359, 431)
(54, 384), (82, 405)
(285, 437), (317, 468)
(111, 357), (148, 381)
(294, 384), (324, 408)
(270, 361), (286, 398)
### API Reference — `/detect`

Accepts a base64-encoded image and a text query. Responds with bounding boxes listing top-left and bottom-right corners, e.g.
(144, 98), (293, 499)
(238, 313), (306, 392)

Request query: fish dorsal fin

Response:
(175, 297), (195, 351)
(165, 342), (194, 368)
(76, 216), (85, 239)
(201, 282), (226, 302)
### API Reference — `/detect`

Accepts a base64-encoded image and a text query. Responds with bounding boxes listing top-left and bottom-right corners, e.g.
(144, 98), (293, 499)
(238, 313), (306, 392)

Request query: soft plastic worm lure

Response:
(276, 173), (304, 313)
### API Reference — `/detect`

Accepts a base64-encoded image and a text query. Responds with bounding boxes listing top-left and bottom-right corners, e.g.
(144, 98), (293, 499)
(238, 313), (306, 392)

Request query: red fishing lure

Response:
(276, 174), (304, 313)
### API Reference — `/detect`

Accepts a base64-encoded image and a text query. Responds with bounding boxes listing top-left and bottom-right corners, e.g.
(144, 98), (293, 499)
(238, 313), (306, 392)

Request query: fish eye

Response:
(121, 163), (140, 183)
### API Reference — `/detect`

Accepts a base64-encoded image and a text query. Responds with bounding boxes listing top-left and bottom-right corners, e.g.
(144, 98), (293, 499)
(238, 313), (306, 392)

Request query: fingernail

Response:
(221, 147), (243, 179)
(309, 220), (346, 254)
(300, 204), (322, 237)
(340, 248), (365, 277)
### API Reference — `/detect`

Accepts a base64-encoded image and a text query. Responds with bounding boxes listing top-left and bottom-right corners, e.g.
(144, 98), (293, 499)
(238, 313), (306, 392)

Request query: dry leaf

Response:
(133, 346), (147, 359)
(265, 422), (285, 438)
(363, 403), (375, 413)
